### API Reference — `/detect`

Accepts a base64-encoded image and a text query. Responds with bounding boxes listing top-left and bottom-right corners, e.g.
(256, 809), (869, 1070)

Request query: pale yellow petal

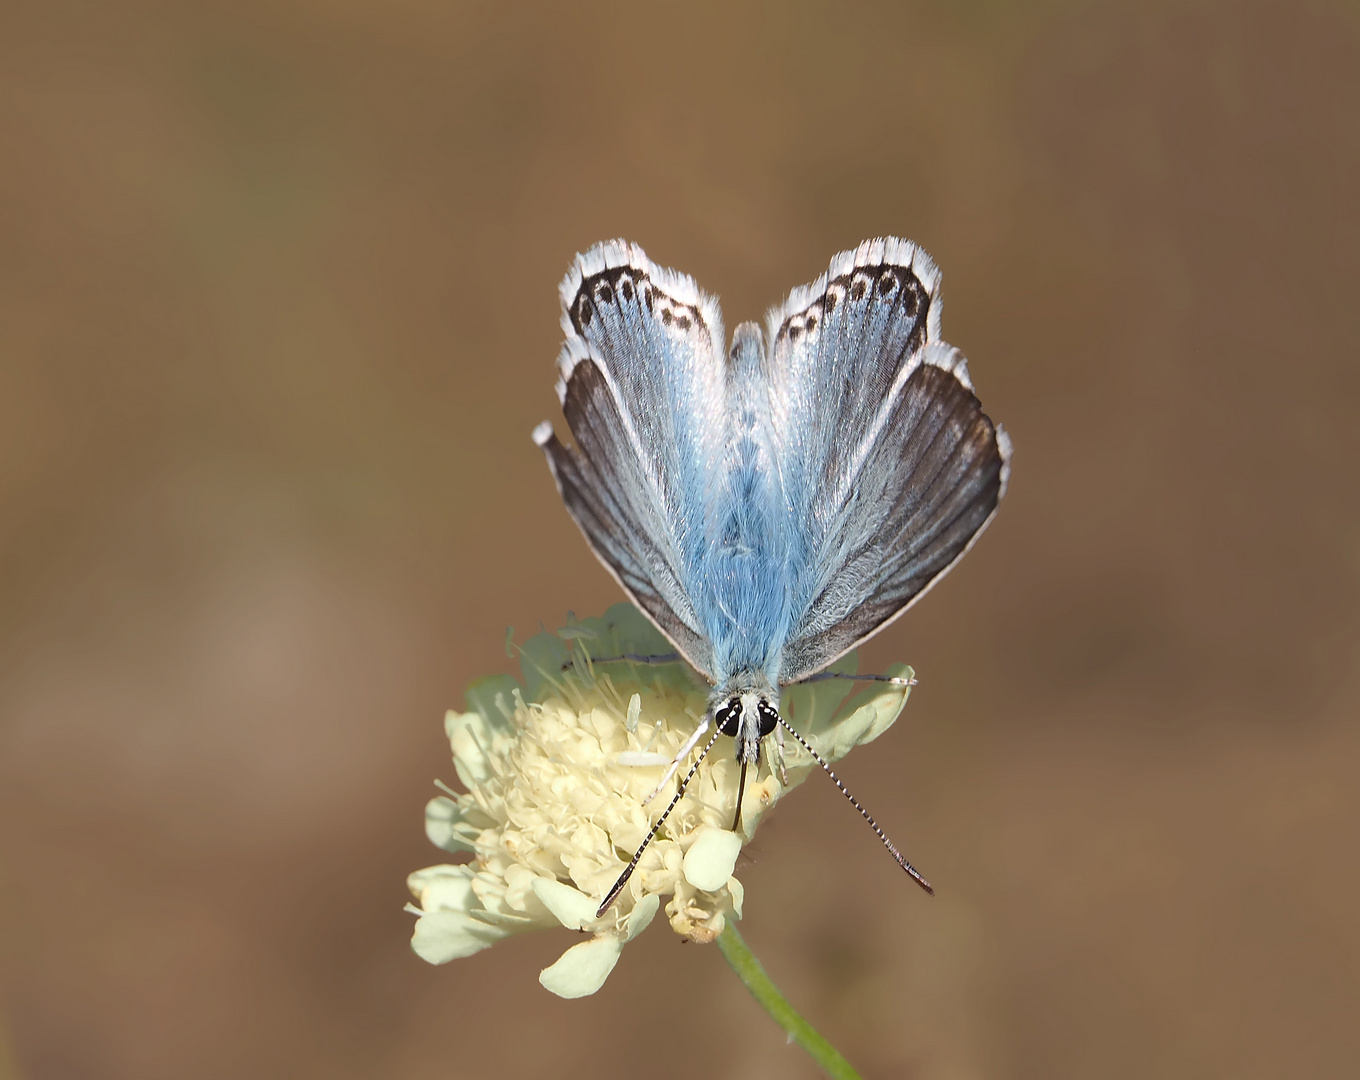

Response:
(410, 910), (507, 963)
(538, 936), (623, 998)
(531, 877), (600, 930)
(623, 892), (660, 941)
(681, 827), (742, 892)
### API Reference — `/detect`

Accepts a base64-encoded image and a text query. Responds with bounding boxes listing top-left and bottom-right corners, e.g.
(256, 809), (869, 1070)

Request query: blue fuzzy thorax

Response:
(697, 322), (792, 692)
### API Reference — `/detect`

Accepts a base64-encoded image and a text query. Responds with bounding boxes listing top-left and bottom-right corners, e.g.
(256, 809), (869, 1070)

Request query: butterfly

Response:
(533, 239), (1010, 912)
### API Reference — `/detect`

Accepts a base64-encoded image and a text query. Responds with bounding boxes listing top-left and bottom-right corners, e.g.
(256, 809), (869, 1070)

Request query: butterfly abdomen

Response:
(691, 322), (793, 687)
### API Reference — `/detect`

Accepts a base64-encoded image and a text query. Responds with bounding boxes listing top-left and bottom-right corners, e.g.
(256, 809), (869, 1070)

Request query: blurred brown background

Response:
(2, 0), (1358, 1077)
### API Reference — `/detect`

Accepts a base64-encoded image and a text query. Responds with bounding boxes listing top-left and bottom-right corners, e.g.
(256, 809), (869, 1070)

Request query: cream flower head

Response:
(406, 603), (913, 998)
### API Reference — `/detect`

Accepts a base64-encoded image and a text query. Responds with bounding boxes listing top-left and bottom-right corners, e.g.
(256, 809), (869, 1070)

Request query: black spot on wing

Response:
(567, 263), (707, 339)
(775, 260), (931, 351)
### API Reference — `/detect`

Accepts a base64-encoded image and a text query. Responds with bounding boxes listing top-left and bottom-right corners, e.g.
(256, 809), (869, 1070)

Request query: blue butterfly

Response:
(533, 239), (1010, 912)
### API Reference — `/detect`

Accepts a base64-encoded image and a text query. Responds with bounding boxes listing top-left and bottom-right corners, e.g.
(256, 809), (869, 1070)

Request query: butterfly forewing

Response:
(767, 242), (1009, 681)
(778, 343), (1010, 681)
(535, 241), (730, 680)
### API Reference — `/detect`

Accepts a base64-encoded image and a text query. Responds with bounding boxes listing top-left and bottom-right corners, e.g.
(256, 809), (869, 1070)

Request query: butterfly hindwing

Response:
(535, 241), (729, 679)
(764, 241), (1011, 682)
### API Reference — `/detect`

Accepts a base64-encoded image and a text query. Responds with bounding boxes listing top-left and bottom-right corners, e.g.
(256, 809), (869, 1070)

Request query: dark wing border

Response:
(778, 343), (1011, 684)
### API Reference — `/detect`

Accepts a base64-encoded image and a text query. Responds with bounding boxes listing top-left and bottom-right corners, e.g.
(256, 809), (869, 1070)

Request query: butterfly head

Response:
(714, 693), (780, 765)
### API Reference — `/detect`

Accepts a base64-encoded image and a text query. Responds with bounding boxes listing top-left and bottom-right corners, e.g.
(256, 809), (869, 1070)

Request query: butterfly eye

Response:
(756, 700), (780, 737)
(716, 699), (742, 736)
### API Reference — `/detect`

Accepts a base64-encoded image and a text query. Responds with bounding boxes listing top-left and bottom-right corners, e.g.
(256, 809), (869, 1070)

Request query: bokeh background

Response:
(2, 0), (1358, 1077)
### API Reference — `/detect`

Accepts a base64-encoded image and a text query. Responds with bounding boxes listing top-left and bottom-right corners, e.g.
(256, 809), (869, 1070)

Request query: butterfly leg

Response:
(642, 712), (712, 805)
(774, 724), (788, 786)
(796, 670), (917, 688)
(731, 759), (748, 833)
(560, 651), (683, 671)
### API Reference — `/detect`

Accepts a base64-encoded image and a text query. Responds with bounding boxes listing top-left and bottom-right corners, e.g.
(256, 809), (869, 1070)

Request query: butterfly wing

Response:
(765, 238), (1012, 683)
(534, 240), (728, 680)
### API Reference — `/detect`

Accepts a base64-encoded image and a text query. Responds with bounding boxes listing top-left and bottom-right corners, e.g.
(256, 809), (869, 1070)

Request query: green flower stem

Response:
(717, 923), (864, 1080)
